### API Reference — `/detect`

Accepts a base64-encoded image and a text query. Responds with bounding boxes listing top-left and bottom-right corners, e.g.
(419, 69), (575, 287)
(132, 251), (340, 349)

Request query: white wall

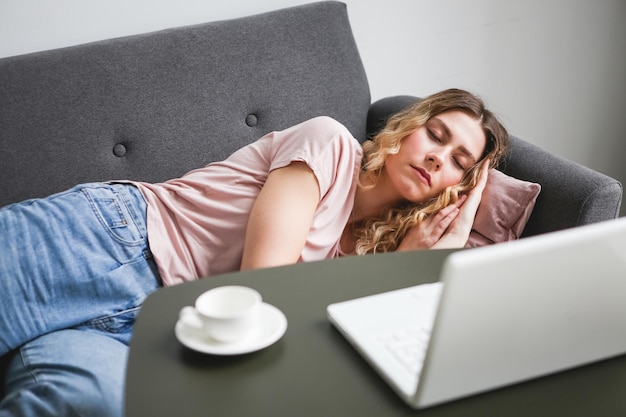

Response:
(2, 0), (625, 214)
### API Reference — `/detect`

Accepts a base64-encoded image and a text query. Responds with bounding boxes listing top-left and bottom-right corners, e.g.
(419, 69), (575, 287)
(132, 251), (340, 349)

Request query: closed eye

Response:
(427, 129), (441, 143)
(453, 157), (466, 171)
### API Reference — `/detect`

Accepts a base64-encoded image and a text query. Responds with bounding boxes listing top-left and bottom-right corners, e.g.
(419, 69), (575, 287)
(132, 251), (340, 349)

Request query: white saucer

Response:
(175, 302), (287, 355)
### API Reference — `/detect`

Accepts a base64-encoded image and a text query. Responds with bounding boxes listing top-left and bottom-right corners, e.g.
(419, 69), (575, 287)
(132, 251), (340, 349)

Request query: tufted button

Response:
(113, 143), (127, 157)
(245, 114), (258, 127)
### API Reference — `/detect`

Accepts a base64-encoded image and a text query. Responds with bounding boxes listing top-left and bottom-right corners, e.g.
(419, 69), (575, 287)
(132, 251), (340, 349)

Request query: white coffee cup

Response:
(179, 285), (262, 343)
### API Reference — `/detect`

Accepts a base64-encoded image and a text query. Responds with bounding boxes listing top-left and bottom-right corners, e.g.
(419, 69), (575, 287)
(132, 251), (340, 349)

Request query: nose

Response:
(427, 154), (442, 171)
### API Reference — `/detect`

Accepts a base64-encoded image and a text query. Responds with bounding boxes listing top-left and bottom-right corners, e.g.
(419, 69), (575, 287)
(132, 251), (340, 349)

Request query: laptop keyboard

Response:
(376, 326), (431, 375)
(374, 283), (443, 375)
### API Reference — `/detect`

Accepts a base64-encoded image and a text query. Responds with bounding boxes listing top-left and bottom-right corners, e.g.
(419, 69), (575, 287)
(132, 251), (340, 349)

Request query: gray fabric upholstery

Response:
(0, 1), (370, 207)
(367, 95), (623, 236)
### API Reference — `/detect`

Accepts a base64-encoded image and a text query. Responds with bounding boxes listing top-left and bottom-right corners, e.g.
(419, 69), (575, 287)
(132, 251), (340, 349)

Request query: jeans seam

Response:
(18, 346), (41, 386)
(113, 186), (147, 241)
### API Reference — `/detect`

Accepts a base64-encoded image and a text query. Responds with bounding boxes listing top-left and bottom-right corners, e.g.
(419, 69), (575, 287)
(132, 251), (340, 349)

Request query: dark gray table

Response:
(125, 249), (626, 416)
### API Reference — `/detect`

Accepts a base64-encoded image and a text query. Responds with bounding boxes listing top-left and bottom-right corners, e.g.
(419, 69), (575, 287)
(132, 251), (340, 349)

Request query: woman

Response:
(0, 88), (508, 416)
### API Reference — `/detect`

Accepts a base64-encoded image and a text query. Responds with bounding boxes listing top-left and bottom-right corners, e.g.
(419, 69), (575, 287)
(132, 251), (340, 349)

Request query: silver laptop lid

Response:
(415, 218), (626, 408)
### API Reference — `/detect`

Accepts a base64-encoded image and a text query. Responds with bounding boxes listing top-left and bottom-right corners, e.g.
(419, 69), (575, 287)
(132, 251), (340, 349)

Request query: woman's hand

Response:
(398, 161), (490, 251)
(396, 196), (467, 251)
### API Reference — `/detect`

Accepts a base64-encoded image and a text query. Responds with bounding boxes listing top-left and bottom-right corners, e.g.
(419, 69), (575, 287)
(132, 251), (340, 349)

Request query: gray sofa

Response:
(0, 0), (622, 394)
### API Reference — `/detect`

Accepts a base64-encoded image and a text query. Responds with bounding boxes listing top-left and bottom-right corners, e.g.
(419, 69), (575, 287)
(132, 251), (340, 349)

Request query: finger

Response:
(477, 160), (490, 187)
(464, 164), (490, 206)
(421, 201), (461, 231)
(453, 194), (468, 207)
(459, 192), (482, 219)
(429, 205), (461, 236)
(458, 176), (489, 222)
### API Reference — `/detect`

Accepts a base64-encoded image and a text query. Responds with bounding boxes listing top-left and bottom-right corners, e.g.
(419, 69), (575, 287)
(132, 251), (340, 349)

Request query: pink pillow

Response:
(465, 169), (541, 248)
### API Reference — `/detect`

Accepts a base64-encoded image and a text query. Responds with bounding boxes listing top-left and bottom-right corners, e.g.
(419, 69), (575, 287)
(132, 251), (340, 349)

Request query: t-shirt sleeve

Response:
(266, 116), (362, 199)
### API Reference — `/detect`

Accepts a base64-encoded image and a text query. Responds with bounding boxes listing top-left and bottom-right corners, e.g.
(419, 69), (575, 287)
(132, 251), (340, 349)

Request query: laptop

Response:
(327, 217), (626, 409)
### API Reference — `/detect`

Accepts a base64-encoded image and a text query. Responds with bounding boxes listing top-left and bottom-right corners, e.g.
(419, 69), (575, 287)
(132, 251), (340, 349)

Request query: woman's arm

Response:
(240, 161), (320, 271)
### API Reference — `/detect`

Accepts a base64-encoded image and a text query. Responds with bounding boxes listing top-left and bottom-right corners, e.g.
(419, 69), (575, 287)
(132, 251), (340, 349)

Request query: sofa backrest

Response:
(0, 1), (370, 207)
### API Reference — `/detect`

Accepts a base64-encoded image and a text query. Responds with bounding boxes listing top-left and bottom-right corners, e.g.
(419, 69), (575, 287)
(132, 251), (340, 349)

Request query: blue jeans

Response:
(0, 183), (162, 416)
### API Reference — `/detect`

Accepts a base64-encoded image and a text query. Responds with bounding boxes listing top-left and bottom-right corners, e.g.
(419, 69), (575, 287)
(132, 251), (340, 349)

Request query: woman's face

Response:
(383, 110), (487, 203)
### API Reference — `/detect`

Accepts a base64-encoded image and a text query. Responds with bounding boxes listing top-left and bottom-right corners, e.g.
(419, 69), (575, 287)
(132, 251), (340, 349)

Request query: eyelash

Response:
(428, 129), (466, 171)
(427, 129), (440, 143)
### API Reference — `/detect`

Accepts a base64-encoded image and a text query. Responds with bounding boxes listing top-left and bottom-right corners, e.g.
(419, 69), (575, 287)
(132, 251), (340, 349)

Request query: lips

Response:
(412, 166), (431, 187)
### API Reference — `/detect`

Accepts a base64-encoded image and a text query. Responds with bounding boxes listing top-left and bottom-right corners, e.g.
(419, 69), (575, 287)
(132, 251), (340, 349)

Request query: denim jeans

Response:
(0, 183), (162, 416)
(1, 330), (129, 417)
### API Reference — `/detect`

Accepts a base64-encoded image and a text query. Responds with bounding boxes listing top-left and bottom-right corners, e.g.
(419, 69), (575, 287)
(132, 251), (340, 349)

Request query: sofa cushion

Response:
(466, 169), (541, 247)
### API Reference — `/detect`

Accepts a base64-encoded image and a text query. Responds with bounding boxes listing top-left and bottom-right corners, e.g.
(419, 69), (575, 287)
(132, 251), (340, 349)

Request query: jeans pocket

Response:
(81, 185), (145, 246)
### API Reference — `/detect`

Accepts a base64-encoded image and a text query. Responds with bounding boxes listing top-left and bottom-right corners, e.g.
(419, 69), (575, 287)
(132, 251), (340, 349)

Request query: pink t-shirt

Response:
(130, 116), (363, 286)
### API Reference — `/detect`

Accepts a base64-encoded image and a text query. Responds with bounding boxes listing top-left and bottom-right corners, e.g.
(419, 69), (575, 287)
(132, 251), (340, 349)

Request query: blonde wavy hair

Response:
(355, 88), (509, 254)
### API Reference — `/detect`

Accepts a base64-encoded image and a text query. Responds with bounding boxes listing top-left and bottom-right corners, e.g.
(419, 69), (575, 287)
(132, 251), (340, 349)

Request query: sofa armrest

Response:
(366, 95), (623, 237)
